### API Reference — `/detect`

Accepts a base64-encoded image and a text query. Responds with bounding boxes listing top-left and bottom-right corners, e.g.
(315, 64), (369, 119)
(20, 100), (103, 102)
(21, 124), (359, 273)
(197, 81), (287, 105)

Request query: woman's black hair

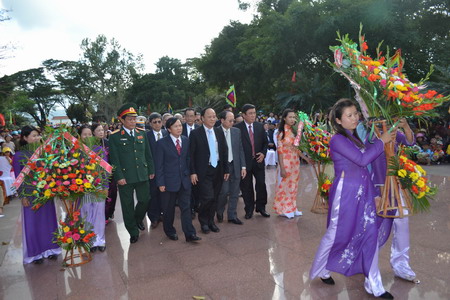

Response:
(91, 123), (103, 137)
(78, 125), (92, 137)
(330, 98), (365, 148)
(278, 109), (295, 141)
(165, 117), (181, 131)
(19, 125), (40, 146)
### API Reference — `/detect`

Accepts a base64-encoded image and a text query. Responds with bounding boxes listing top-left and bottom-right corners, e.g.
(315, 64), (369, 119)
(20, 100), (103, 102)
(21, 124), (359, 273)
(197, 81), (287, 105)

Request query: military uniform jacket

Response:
(109, 127), (154, 184)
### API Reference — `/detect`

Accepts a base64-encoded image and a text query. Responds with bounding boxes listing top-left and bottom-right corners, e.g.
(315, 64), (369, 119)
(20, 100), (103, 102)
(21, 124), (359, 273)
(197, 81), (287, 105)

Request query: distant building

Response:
(51, 115), (72, 125)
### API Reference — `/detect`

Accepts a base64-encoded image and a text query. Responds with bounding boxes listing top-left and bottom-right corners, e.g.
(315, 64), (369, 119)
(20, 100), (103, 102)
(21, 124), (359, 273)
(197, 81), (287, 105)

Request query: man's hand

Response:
(117, 179), (127, 185)
(224, 173), (230, 181)
(191, 174), (198, 185)
(159, 186), (166, 192)
(241, 169), (247, 179)
(256, 152), (265, 163)
(22, 198), (30, 207)
(149, 174), (155, 180)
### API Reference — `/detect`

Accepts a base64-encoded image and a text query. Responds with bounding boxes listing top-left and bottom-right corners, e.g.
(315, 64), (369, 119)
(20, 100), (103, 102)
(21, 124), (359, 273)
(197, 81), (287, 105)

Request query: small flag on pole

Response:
(226, 85), (236, 108)
(291, 71), (297, 82)
(168, 103), (173, 114)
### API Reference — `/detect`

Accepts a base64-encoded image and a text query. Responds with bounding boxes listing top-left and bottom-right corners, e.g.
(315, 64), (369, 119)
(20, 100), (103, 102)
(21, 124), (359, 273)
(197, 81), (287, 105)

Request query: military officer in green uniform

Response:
(109, 103), (155, 243)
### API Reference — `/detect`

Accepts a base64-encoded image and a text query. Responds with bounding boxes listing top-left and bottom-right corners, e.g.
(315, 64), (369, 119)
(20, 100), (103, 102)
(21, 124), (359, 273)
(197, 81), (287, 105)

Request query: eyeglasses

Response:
(152, 120), (162, 124)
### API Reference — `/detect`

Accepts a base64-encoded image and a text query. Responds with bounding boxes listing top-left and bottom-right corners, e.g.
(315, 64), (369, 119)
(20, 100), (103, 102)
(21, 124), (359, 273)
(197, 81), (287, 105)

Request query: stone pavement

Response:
(0, 165), (449, 299)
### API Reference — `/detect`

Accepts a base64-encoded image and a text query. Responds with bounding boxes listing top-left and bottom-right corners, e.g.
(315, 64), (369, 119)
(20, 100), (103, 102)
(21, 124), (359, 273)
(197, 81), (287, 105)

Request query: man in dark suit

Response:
(155, 117), (201, 243)
(190, 107), (229, 234)
(182, 108), (199, 138)
(182, 108), (200, 219)
(235, 104), (269, 219)
(216, 110), (246, 225)
(109, 103), (154, 243)
(265, 122), (276, 151)
(146, 112), (168, 229)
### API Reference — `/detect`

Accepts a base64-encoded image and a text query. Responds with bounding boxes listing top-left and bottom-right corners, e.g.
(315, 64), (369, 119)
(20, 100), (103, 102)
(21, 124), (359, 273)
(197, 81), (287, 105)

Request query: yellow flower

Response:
(80, 230), (85, 234)
(86, 175), (94, 182)
(49, 181), (56, 188)
(426, 186), (430, 193)
(417, 192), (425, 199)
(399, 155), (408, 162)
(32, 190), (38, 195)
(44, 189), (51, 197)
(76, 178), (83, 185)
(320, 153), (326, 158)
(409, 172), (419, 181)
(84, 182), (92, 189)
(76, 170), (80, 174)
(397, 169), (407, 178)
(63, 175), (69, 180)
(86, 164), (95, 170)
(416, 179), (425, 188)
(67, 238), (73, 243)
(39, 172), (45, 178)
(60, 150), (65, 154)
(52, 174), (56, 178)
(37, 181), (46, 188)
(63, 226), (70, 233)
(324, 179), (331, 185)
(73, 153), (80, 158)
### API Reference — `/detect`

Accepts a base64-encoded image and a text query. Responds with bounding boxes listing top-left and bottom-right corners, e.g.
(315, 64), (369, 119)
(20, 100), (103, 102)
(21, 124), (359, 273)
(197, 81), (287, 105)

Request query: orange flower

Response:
(361, 42), (368, 51)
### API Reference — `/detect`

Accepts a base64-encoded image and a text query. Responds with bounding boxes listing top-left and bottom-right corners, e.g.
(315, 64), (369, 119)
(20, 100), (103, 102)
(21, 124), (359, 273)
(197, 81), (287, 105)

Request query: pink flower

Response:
(380, 79), (387, 87)
(72, 233), (80, 241)
(63, 181), (70, 186)
(65, 231), (73, 238)
(56, 180), (62, 186)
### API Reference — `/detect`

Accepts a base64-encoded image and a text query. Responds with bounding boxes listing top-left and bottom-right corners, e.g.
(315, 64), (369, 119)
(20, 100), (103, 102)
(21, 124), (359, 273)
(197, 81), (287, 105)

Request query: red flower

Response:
(361, 42), (368, 51)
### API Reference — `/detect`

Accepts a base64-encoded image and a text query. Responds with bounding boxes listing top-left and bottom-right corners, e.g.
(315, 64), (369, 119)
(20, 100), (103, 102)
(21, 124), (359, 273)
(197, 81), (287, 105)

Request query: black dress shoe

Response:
(167, 234), (178, 241)
(201, 225), (211, 234)
(48, 254), (58, 260)
(256, 209), (270, 217)
(150, 220), (159, 229)
(137, 221), (145, 231)
(130, 236), (139, 243)
(90, 246), (98, 253)
(186, 235), (202, 242)
(228, 218), (243, 225)
(209, 224), (220, 232)
(320, 277), (335, 285)
(98, 246), (106, 252)
(244, 213), (253, 219)
(33, 258), (44, 264)
(378, 292), (394, 299)
(217, 213), (223, 223)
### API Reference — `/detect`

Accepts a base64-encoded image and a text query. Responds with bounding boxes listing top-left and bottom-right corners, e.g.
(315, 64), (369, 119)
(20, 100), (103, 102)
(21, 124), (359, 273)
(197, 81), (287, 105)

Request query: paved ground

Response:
(0, 164), (449, 299)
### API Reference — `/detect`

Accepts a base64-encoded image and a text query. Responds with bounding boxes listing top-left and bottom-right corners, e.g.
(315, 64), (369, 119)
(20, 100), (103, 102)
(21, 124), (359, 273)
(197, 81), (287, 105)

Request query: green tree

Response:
(8, 68), (61, 127)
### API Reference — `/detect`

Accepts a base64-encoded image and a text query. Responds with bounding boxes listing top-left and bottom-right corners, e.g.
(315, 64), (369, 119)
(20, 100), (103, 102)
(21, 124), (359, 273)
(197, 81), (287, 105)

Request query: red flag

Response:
(0, 113), (5, 126)
(291, 71), (296, 82)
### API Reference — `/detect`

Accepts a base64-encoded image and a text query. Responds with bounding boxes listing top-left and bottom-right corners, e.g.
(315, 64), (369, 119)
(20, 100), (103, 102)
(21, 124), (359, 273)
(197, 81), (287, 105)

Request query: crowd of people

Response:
(1, 100), (449, 299)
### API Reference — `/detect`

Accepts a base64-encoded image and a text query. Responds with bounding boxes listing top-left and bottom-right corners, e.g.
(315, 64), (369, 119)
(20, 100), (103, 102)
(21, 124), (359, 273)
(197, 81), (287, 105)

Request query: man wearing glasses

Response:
(146, 113), (168, 229)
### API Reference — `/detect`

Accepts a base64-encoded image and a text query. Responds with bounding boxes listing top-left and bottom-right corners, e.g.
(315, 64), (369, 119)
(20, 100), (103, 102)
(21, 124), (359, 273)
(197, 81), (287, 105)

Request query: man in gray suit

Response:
(216, 110), (247, 225)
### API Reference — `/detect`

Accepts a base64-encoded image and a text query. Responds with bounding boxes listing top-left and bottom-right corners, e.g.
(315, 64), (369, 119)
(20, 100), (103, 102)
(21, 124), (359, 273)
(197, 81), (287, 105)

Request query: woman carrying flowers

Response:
(273, 109), (313, 218)
(77, 125), (108, 252)
(309, 99), (395, 299)
(13, 125), (61, 264)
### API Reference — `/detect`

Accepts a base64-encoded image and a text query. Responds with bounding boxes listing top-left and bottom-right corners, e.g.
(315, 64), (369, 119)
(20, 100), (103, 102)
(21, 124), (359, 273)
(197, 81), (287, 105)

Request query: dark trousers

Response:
(197, 165), (223, 226)
(147, 178), (162, 222)
(240, 159), (267, 214)
(161, 185), (196, 238)
(118, 180), (150, 237)
(105, 177), (118, 220)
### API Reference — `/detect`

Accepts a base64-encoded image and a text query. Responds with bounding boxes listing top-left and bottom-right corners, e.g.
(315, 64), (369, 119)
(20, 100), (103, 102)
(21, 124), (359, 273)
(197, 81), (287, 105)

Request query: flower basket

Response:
(310, 162), (330, 214)
(294, 112), (332, 214)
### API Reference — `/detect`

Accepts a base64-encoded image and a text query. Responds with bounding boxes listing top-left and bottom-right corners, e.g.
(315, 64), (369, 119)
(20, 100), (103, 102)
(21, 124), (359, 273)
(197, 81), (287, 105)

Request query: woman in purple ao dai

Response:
(309, 99), (395, 299)
(13, 125), (61, 264)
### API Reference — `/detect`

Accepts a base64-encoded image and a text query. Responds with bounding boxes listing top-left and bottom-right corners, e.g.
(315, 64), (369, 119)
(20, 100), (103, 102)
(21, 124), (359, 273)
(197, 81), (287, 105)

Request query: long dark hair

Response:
(330, 98), (365, 148)
(278, 109), (295, 141)
(19, 125), (40, 146)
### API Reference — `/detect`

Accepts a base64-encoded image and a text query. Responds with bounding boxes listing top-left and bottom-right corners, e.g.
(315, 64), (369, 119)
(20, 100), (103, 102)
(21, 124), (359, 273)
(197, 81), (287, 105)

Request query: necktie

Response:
(157, 132), (161, 140)
(249, 124), (255, 157)
(188, 127), (191, 137)
(176, 138), (181, 155)
(225, 129), (233, 163)
(130, 130), (134, 138)
(207, 129), (218, 167)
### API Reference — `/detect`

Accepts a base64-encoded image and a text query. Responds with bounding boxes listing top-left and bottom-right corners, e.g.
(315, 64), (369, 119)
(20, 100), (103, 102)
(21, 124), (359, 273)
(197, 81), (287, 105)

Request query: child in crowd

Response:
(416, 143), (433, 165)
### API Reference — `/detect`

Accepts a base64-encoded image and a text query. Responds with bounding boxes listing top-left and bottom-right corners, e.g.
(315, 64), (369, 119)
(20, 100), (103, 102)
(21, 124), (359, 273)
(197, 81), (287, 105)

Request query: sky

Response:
(0, 0), (256, 76)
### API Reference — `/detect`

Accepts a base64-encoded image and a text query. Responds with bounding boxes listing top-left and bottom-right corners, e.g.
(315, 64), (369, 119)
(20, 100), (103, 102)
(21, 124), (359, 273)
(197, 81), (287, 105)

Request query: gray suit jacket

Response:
(222, 126), (246, 179)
